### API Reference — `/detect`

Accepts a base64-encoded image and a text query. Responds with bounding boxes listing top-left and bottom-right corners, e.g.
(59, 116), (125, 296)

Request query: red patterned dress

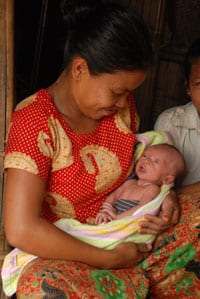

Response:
(5, 89), (137, 224)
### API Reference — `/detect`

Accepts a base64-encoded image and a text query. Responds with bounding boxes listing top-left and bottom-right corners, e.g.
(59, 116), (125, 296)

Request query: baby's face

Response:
(188, 57), (200, 114)
(135, 145), (177, 185)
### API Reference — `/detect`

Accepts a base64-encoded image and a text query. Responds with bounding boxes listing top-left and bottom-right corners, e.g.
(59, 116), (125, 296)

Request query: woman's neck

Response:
(47, 71), (100, 134)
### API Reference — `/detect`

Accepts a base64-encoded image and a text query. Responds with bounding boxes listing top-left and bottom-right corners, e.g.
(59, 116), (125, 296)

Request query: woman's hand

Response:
(106, 242), (152, 269)
(139, 190), (179, 235)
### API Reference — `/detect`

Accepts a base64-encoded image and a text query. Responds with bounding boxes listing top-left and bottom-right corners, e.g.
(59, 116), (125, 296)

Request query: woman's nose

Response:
(115, 95), (127, 108)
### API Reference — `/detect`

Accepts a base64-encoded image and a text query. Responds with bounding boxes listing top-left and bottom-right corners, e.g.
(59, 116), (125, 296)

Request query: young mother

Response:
(4, 0), (178, 297)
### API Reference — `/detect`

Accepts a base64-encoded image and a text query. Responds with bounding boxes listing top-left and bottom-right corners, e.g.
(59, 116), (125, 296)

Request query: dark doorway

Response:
(14, 0), (65, 103)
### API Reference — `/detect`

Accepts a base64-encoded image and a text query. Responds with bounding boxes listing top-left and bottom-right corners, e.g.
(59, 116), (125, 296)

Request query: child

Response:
(154, 38), (200, 193)
(95, 143), (185, 224)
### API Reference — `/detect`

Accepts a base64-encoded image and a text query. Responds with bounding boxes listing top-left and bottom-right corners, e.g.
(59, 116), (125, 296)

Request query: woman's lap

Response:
(145, 191), (200, 298)
(16, 259), (149, 298)
(17, 192), (200, 299)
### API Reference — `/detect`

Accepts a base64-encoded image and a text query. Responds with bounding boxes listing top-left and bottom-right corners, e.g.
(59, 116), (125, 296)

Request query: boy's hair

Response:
(184, 38), (200, 86)
(60, 0), (153, 74)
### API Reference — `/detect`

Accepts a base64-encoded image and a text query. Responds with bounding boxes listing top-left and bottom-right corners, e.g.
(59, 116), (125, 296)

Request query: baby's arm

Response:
(95, 181), (131, 224)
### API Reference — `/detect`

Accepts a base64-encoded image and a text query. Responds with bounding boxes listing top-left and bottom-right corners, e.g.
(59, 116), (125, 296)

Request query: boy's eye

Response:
(192, 81), (200, 86)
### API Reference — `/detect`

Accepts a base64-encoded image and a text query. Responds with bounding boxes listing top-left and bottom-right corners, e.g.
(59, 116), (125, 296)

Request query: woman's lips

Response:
(103, 108), (118, 116)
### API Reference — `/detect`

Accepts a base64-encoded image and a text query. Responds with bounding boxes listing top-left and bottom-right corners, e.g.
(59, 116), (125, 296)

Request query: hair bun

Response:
(60, 0), (108, 30)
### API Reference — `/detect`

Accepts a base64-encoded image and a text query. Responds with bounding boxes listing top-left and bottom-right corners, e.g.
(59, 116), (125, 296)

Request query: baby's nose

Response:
(143, 157), (150, 165)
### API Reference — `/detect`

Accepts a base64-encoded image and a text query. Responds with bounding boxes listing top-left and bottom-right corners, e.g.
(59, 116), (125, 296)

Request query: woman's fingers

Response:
(139, 192), (180, 234)
(139, 215), (170, 234)
(136, 242), (152, 252)
(160, 191), (179, 224)
(111, 242), (151, 268)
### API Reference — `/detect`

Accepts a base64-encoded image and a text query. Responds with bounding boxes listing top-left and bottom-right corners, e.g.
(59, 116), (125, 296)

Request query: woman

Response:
(4, 0), (179, 297)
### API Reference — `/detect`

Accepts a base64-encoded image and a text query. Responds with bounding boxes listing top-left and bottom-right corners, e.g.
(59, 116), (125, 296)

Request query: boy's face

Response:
(188, 57), (200, 114)
(135, 145), (177, 185)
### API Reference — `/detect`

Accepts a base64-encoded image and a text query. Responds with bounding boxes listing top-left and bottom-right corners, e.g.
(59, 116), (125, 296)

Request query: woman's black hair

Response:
(184, 38), (200, 86)
(60, 0), (153, 74)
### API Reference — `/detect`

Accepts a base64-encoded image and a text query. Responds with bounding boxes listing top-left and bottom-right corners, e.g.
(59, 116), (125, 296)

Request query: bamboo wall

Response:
(0, 0), (14, 298)
(131, 0), (200, 131)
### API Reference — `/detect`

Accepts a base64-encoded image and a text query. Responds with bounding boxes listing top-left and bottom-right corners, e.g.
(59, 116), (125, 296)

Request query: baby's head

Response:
(135, 143), (185, 186)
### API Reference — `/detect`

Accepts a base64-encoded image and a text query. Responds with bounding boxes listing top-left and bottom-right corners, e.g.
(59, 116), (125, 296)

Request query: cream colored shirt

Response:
(154, 102), (200, 186)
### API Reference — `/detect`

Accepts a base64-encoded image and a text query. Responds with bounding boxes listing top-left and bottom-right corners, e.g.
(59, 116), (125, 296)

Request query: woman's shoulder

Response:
(14, 89), (54, 116)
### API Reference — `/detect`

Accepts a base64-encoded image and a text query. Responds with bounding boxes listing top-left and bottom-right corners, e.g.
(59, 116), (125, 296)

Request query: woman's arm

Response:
(4, 168), (150, 268)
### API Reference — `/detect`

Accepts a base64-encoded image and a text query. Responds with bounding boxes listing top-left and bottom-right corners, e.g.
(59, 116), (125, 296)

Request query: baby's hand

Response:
(95, 211), (112, 225)
(95, 203), (118, 224)
(101, 203), (117, 219)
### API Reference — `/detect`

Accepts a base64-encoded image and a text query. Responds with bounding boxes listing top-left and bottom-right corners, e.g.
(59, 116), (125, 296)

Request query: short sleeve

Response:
(4, 103), (53, 182)
(154, 110), (174, 132)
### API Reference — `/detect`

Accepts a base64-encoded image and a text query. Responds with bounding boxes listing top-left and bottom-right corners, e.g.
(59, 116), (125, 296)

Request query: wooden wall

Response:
(131, 0), (200, 131)
(0, 0), (14, 297)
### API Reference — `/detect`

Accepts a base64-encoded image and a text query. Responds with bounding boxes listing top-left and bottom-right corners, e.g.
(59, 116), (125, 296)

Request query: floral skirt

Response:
(16, 192), (200, 298)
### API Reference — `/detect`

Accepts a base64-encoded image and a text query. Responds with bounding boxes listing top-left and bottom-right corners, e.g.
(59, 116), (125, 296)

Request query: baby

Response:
(96, 143), (185, 224)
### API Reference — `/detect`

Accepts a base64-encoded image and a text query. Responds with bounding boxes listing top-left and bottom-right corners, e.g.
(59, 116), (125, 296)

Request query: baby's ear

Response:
(162, 175), (175, 185)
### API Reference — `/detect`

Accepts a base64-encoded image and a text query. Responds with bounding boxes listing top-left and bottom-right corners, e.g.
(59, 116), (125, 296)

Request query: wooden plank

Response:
(0, 0), (6, 153)
(5, 0), (14, 131)
(0, 2), (14, 298)
(0, 156), (4, 232)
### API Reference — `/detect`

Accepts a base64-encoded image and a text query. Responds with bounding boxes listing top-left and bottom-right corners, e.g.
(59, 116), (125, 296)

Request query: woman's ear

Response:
(162, 175), (175, 185)
(71, 56), (89, 81)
